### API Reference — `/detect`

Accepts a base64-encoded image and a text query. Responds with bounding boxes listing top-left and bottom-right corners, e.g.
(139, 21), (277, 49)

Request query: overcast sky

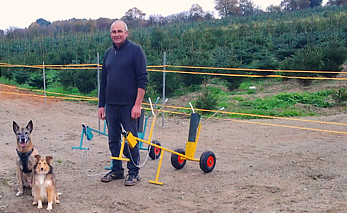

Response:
(0, 0), (327, 31)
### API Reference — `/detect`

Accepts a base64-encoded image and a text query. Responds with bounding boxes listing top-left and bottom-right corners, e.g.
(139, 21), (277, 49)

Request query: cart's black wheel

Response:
(149, 140), (162, 160)
(199, 151), (216, 173)
(171, 148), (186, 169)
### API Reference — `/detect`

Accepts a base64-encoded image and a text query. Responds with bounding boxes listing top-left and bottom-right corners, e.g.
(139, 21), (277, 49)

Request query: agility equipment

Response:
(112, 99), (223, 185)
(170, 104), (224, 174)
(72, 98), (163, 169)
(111, 98), (166, 166)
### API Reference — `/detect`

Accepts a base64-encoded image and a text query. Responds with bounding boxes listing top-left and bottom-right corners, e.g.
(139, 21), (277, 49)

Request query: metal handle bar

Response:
(202, 107), (224, 125)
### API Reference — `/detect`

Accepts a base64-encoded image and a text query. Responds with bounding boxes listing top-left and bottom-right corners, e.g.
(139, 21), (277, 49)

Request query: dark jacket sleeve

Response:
(98, 51), (108, 108)
(134, 46), (148, 91)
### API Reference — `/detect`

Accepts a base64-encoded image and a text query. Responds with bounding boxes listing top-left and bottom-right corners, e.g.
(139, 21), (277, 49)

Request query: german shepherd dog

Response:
(13, 120), (39, 196)
(32, 155), (59, 211)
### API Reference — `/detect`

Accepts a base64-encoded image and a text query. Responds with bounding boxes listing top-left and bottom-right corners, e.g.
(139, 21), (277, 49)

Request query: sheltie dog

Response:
(32, 155), (59, 211)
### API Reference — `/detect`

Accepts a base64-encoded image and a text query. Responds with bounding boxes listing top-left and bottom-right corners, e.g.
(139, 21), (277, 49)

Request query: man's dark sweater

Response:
(99, 39), (148, 107)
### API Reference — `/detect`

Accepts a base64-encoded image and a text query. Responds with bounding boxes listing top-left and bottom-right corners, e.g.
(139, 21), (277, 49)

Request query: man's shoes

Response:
(101, 170), (124, 182)
(125, 174), (140, 186)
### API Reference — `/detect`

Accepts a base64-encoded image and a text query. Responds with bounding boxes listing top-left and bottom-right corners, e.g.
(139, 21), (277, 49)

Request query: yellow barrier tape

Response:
(1, 89), (345, 135)
(2, 83), (346, 127)
(0, 63), (100, 70)
(222, 118), (347, 135)
(147, 65), (165, 68)
(148, 68), (347, 80)
(1, 63), (346, 78)
(142, 103), (347, 126)
(45, 67), (98, 70)
(0, 64), (42, 69)
(142, 107), (347, 135)
(33, 90), (96, 100)
(1, 84), (97, 100)
(0, 91), (98, 101)
(166, 65), (347, 74)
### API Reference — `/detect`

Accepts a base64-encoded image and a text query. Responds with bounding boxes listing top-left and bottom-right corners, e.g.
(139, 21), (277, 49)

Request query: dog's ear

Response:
(34, 155), (41, 164)
(26, 120), (33, 133)
(46, 156), (53, 165)
(13, 121), (19, 133)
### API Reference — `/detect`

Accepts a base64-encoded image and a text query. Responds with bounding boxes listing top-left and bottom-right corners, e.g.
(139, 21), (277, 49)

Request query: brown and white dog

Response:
(32, 155), (59, 211)
(13, 120), (39, 196)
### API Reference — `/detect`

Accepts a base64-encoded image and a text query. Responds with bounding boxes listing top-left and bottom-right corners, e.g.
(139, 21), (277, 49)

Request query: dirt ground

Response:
(0, 84), (346, 213)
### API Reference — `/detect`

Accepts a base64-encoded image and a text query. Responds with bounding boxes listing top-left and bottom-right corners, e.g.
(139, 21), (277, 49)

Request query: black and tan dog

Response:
(13, 120), (39, 196)
(32, 155), (59, 211)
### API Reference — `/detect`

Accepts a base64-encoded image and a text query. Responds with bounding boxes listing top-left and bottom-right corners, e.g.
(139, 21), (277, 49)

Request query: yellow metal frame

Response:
(110, 135), (130, 162)
(111, 114), (157, 162)
(110, 113), (201, 185)
(110, 101), (221, 185)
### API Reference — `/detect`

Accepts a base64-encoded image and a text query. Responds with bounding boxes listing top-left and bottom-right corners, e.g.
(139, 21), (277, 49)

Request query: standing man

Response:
(98, 20), (148, 186)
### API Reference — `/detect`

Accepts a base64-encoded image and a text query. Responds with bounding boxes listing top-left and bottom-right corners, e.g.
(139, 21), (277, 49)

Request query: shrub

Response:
(28, 72), (44, 88)
(57, 69), (76, 89)
(150, 72), (183, 97)
(321, 42), (347, 77)
(195, 86), (218, 113)
(331, 87), (347, 106)
(75, 69), (96, 94)
(279, 47), (324, 86)
(13, 70), (30, 85)
(0, 68), (13, 79)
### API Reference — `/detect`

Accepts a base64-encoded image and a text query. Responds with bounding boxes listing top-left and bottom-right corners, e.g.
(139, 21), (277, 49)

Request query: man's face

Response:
(110, 22), (128, 47)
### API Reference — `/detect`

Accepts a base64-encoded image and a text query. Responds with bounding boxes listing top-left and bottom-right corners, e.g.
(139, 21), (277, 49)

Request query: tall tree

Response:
(148, 15), (167, 26)
(96, 18), (114, 31)
(214, 0), (240, 18)
(266, 4), (282, 12)
(281, 0), (310, 11)
(166, 11), (190, 23)
(35, 18), (51, 26)
(188, 4), (205, 21)
(204, 11), (215, 20)
(123, 7), (146, 21)
(239, 0), (256, 16)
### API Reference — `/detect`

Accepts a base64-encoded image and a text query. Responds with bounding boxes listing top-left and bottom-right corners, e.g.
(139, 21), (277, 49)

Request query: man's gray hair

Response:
(110, 20), (128, 32)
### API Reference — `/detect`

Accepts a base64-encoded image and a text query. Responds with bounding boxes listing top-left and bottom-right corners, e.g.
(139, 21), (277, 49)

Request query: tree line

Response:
(0, 6), (346, 96)
(1, 0), (346, 36)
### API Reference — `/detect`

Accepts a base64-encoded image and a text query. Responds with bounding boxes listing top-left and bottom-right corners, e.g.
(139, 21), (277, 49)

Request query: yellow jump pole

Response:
(136, 137), (199, 161)
(149, 149), (165, 185)
(145, 98), (167, 143)
(147, 115), (156, 143)
(110, 135), (130, 161)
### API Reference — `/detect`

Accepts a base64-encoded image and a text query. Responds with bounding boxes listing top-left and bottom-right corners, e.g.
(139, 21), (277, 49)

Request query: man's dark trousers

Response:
(106, 104), (140, 175)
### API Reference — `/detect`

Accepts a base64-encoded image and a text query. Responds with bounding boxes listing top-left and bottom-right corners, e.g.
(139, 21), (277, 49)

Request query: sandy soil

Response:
(0, 84), (346, 213)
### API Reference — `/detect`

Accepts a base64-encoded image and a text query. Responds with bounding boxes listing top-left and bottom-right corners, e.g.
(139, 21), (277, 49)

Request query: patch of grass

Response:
(179, 79), (339, 119)
(171, 84), (201, 97)
(239, 91), (333, 111)
(238, 78), (279, 90)
(0, 77), (15, 84)
(232, 96), (245, 101)
(214, 80), (336, 118)
(274, 91), (333, 108)
(247, 89), (256, 94)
